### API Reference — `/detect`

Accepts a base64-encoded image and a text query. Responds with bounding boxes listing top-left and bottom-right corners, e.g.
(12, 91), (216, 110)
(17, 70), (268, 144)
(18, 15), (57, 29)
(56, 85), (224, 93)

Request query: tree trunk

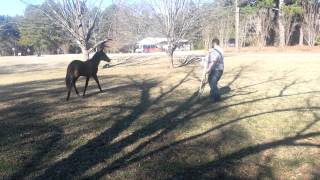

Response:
(308, 28), (314, 46)
(167, 48), (174, 68)
(83, 49), (89, 60)
(278, 0), (285, 47)
(79, 44), (90, 60)
(235, 1), (240, 49)
(204, 36), (211, 50)
(279, 20), (285, 47)
(170, 53), (174, 68)
(61, 44), (69, 54)
(167, 42), (177, 68)
(256, 16), (263, 48)
(299, 26), (304, 46)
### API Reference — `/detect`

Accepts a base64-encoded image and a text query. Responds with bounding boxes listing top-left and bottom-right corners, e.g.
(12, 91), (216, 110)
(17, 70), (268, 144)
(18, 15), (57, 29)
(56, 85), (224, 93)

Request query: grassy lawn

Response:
(0, 51), (319, 179)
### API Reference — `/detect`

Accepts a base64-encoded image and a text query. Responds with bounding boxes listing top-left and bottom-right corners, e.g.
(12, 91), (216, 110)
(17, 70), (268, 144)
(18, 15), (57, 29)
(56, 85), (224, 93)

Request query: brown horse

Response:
(65, 49), (111, 101)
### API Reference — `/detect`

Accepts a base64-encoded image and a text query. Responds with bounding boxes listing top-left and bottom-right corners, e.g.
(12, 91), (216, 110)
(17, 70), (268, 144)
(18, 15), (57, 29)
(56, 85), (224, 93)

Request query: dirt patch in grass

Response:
(0, 51), (319, 179)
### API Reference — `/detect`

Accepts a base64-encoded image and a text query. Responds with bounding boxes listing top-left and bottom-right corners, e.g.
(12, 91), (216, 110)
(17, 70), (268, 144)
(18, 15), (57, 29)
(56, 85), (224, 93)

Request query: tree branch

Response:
(88, 38), (112, 52)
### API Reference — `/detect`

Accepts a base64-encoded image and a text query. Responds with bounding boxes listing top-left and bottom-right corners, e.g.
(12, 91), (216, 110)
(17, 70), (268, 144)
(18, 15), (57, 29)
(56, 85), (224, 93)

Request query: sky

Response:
(0, 0), (118, 16)
(0, 0), (210, 16)
(0, 0), (27, 16)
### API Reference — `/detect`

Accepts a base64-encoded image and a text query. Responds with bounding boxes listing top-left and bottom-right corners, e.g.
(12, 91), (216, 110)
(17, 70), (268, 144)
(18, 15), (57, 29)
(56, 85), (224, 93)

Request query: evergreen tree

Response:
(18, 5), (71, 55)
(0, 16), (20, 56)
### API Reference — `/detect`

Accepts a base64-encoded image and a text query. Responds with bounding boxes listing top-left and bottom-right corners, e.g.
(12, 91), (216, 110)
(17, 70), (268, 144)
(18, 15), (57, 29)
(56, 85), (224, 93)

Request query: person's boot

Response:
(213, 96), (221, 102)
(209, 93), (221, 102)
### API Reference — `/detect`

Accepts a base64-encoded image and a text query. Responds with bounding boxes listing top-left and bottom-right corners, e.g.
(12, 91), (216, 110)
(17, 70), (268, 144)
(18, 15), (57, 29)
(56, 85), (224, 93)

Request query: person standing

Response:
(206, 38), (224, 101)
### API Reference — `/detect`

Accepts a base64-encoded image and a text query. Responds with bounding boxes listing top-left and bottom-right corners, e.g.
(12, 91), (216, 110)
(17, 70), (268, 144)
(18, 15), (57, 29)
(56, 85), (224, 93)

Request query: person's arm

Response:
(206, 53), (218, 74)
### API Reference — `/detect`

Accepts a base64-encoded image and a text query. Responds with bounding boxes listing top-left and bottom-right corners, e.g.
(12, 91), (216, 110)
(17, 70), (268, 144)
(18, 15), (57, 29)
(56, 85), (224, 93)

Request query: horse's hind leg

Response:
(83, 77), (90, 96)
(73, 77), (80, 96)
(74, 85), (79, 96)
(66, 78), (73, 101)
(66, 88), (71, 101)
(93, 75), (103, 92)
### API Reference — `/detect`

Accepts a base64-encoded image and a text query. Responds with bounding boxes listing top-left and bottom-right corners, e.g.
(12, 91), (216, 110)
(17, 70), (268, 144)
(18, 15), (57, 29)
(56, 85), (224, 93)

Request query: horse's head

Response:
(91, 50), (111, 63)
(96, 40), (112, 62)
(100, 50), (111, 62)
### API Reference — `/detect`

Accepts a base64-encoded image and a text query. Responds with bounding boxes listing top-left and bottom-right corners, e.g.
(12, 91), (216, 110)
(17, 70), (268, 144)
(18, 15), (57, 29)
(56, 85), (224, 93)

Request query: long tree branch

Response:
(88, 38), (112, 52)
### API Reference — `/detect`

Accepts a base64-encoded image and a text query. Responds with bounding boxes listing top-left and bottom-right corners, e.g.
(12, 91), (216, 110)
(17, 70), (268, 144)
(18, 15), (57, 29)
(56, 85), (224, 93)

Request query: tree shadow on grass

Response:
(86, 104), (319, 179)
(105, 56), (164, 68)
(0, 79), (61, 179)
(88, 72), (320, 179)
(0, 74), (161, 179)
(34, 70), (198, 179)
(1, 65), (319, 179)
(0, 64), (52, 75)
(0, 101), (63, 179)
(168, 131), (320, 179)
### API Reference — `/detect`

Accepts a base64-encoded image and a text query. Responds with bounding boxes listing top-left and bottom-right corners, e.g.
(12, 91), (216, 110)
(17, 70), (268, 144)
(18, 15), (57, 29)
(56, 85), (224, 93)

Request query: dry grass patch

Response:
(0, 51), (319, 179)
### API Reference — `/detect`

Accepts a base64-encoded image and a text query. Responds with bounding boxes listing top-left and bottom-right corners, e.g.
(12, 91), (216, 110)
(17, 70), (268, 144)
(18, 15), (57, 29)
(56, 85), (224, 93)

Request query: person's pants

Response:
(208, 69), (223, 100)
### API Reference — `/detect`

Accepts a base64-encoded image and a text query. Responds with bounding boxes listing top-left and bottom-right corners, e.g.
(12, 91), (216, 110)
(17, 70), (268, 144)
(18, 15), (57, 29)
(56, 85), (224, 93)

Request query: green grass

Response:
(0, 52), (319, 179)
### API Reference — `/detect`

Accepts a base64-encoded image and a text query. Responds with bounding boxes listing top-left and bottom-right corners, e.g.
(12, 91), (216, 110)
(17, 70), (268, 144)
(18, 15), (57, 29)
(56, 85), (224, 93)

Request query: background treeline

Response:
(0, 0), (319, 56)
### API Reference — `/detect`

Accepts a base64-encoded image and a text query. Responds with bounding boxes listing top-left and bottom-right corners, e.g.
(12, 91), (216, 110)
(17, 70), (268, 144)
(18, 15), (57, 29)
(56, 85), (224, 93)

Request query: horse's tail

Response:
(65, 67), (73, 90)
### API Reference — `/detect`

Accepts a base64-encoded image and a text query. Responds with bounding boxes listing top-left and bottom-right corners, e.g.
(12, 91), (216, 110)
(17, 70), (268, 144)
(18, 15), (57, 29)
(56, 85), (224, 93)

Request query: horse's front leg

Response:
(83, 77), (90, 96)
(93, 74), (103, 92)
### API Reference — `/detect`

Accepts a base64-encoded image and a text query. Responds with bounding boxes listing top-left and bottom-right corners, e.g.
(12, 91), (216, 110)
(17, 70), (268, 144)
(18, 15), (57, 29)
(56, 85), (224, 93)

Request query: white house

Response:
(135, 37), (192, 53)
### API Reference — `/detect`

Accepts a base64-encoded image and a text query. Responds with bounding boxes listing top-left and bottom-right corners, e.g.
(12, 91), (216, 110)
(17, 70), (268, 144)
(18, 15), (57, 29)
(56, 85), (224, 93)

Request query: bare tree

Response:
(199, 4), (217, 49)
(301, 0), (320, 46)
(95, 1), (161, 53)
(256, 8), (275, 47)
(149, 0), (201, 68)
(239, 12), (256, 47)
(21, 0), (110, 59)
(201, 7), (234, 48)
(279, 2), (304, 46)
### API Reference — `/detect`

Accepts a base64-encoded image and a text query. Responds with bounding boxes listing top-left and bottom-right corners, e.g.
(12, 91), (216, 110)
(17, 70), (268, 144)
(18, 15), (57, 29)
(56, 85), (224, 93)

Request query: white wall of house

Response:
(136, 37), (192, 53)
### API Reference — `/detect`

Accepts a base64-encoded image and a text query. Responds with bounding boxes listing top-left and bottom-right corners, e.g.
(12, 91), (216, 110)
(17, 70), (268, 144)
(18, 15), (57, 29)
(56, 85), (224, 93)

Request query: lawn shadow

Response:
(220, 86), (231, 95)
(106, 56), (164, 68)
(34, 70), (201, 179)
(0, 74), (160, 179)
(87, 71), (320, 179)
(0, 64), (49, 74)
(1, 63), (319, 179)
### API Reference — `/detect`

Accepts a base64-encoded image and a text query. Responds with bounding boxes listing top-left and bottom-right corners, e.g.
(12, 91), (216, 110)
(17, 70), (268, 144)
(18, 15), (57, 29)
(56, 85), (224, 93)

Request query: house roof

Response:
(137, 37), (167, 45)
(137, 37), (189, 45)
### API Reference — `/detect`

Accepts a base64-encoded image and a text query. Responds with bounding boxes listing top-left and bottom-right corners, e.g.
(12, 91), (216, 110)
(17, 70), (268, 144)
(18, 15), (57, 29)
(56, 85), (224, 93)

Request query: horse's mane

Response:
(90, 51), (102, 61)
